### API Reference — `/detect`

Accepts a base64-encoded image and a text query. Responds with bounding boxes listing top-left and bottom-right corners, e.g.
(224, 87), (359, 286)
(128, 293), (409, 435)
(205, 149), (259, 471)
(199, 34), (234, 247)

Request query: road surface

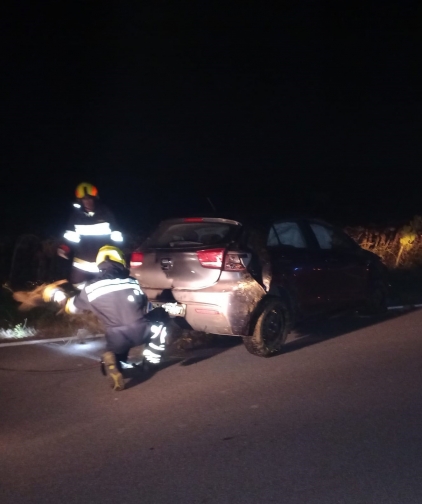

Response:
(1, 309), (422, 503)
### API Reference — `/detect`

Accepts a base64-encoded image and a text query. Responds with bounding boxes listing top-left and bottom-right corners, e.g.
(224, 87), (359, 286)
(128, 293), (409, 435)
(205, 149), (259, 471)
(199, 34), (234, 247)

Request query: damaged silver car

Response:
(130, 217), (388, 357)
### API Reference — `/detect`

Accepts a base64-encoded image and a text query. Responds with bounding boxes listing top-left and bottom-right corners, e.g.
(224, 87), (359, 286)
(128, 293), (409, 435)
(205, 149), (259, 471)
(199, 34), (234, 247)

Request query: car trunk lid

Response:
(131, 218), (242, 290)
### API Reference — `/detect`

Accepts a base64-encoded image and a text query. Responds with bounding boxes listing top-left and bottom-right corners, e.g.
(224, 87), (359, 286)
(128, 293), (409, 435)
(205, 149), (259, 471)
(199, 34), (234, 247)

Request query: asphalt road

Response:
(1, 309), (422, 504)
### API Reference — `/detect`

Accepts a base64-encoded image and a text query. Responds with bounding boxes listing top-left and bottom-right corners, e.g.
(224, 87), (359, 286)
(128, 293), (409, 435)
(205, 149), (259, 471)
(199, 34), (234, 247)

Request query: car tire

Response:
(243, 298), (290, 357)
(360, 281), (388, 315)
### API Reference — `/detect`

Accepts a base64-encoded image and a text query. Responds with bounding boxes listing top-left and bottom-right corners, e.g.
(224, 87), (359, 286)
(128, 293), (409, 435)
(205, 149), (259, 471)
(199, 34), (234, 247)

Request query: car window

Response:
(332, 230), (358, 250)
(310, 224), (332, 249)
(310, 223), (356, 250)
(267, 222), (307, 248)
(146, 222), (238, 248)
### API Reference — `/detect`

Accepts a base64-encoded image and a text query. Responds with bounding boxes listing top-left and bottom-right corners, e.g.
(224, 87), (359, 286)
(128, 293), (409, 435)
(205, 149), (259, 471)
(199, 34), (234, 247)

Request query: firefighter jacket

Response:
(63, 202), (123, 274)
(65, 260), (147, 329)
(63, 260), (169, 359)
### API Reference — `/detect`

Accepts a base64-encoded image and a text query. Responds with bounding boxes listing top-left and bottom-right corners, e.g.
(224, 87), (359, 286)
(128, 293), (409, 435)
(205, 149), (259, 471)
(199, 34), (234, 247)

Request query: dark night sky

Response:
(2, 1), (421, 237)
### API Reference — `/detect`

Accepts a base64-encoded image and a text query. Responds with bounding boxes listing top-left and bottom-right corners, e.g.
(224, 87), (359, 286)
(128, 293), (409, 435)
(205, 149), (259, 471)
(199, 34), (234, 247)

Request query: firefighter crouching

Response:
(44, 245), (170, 391)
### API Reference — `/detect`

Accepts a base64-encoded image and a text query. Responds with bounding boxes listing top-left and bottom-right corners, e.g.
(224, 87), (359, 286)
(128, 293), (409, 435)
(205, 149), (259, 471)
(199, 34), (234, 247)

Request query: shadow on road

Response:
(123, 366), (161, 390)
(124, 341), (240, 389)
(124, 338), (243, 388)
(282, 307), (419, 355)
(178, 337), (242, 366)
(158, 308), (420, 366)
(165, 336), (242, 367)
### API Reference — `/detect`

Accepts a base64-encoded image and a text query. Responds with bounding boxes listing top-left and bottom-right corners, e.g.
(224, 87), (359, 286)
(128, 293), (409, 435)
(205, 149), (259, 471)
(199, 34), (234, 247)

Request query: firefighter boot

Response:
(102, 352), (125, 391)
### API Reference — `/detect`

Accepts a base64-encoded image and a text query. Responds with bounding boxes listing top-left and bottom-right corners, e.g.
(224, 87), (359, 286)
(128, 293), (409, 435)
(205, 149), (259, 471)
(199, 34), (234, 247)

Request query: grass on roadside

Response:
(0, 287), (103, 341)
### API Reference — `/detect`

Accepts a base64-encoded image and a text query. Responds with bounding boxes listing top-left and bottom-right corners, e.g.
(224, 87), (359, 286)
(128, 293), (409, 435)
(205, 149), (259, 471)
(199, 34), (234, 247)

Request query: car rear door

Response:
(306, 221), (367, 309)
(267, 220), (332, 316)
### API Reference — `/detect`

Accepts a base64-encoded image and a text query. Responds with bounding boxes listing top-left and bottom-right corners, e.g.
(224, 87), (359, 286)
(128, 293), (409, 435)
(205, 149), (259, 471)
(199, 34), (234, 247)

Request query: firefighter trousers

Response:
(105, 320), (168, 365)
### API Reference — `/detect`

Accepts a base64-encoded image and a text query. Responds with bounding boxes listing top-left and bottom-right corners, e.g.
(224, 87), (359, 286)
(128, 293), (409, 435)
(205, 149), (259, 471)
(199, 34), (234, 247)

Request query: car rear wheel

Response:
(360, 281), (388, 315)
(243, 298), (290, 357)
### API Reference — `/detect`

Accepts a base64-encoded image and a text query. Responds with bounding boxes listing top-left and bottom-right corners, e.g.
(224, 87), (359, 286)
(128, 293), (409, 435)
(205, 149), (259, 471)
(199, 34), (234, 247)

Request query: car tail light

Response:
(196, 249), (248, 271)
(184, 217), (203, 223)
(196, 248), (224, 269)
(130, 252), (144, 268)
(224, 252), (247, 271)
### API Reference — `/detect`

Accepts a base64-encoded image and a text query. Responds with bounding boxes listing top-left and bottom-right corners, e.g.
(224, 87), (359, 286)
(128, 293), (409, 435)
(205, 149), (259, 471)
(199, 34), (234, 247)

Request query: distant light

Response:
(73, 203), (81, 209)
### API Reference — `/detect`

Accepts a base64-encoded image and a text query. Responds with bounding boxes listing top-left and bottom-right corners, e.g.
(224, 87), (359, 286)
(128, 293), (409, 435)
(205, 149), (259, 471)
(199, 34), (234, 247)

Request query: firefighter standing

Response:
(45, 245), (169, 391)
(58, 182), (124, 289)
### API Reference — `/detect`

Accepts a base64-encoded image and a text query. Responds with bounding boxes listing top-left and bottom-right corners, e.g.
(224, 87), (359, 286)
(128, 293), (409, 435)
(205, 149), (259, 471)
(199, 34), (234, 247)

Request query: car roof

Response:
(159, 214), (342, 233)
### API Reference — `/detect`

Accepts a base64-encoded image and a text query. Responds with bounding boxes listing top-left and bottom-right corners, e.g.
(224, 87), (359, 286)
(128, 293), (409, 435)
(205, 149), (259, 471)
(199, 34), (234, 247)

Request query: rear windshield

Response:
(145, 222), (239, 248)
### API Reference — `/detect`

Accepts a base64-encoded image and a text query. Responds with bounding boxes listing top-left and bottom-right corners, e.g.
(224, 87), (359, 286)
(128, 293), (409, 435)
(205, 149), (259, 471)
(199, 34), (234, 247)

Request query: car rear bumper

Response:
(141, 277), (266, 336)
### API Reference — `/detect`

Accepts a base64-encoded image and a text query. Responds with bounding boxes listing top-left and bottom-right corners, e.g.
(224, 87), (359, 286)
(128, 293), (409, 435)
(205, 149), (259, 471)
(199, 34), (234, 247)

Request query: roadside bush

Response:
(345, 217), (422, 305)
(345, 215), (422, 269)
